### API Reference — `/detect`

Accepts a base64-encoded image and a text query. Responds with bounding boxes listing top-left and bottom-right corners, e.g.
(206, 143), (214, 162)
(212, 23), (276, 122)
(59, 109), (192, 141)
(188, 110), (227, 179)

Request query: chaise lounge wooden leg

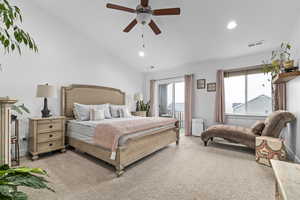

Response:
(115, 165), (124, 177)
(210, 137), (214, 141)
(175, 121), (180, 145)
(204, 141), (208, 146)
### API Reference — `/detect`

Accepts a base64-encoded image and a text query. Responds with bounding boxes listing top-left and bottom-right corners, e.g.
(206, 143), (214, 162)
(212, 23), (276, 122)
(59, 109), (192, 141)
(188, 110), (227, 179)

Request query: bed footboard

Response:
(68, 125), (179, 177)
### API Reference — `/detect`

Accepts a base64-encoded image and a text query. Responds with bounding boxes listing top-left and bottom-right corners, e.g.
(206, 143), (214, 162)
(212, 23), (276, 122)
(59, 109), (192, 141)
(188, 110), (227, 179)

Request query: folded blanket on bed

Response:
(93, 117), (177, 160)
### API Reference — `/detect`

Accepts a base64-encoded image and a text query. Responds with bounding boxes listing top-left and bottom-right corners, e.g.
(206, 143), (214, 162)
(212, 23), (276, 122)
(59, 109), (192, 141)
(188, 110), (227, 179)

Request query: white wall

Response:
(145, 52), (270, 128)
(0, 2), (144, 155)
(285, 15), (300, 163)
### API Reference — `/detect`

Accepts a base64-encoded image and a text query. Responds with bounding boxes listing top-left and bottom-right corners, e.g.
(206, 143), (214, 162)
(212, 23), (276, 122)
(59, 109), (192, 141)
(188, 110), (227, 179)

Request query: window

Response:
(224, 68), (272, 116)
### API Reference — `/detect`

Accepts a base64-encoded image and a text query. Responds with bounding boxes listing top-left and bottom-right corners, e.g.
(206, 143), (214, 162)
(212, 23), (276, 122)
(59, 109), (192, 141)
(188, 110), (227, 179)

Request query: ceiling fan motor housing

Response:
(136, 5), (152, 25)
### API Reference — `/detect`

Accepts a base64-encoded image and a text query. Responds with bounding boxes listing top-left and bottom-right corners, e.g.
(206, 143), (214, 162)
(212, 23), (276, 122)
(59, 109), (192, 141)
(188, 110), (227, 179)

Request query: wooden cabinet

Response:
(29, 116), (66, 160)
(131, 111), (147, 117)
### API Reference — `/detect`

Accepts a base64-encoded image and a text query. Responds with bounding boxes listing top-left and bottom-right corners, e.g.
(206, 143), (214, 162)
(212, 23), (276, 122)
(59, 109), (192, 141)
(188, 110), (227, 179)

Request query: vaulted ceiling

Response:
(31, 0), (300, 72)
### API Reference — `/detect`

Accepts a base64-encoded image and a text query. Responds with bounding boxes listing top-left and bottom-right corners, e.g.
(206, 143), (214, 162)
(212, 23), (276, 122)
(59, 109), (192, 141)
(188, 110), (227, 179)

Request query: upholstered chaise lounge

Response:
(201, 111), (296, 149)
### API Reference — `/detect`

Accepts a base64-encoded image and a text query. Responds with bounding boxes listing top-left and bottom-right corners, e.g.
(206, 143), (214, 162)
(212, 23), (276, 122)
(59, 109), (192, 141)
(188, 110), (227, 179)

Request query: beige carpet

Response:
(22, 136), (275, 200)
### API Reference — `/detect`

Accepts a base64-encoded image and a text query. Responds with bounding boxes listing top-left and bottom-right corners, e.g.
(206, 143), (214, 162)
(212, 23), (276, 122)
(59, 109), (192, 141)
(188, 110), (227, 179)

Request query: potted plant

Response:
(11, 103), (30, 120)
(138, 101), (151, 117)
(262, 42), (296, 77)
(0, 164), (54, 200)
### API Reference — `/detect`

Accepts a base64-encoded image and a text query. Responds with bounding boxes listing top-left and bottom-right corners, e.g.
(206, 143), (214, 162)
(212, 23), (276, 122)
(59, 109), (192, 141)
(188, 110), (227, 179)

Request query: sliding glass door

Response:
(158, 80), (184, 128)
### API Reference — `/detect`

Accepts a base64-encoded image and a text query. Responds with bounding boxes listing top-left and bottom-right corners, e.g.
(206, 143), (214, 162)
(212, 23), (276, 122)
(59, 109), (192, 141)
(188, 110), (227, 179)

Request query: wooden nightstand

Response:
(131, 111), (147, 117)
(29, 116), (66, 160)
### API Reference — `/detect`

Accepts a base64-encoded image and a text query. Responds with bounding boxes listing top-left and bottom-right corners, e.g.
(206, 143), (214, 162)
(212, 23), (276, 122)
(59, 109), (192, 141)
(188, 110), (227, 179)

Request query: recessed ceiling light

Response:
(139, 51), (145, 57)
(227, 21), (237, 30)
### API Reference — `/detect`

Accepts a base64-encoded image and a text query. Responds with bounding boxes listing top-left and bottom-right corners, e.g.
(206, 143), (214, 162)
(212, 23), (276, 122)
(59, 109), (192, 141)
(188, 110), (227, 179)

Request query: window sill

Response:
(225, 113), (268, 119)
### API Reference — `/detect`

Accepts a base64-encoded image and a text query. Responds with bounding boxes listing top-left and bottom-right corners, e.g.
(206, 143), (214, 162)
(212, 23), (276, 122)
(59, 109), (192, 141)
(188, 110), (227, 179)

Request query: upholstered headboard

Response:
(61, 84), (125, 119)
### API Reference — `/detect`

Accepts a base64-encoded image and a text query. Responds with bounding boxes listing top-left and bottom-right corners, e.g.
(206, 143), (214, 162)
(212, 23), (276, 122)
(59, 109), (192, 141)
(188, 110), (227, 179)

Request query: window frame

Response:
(224, 68), (272, 117)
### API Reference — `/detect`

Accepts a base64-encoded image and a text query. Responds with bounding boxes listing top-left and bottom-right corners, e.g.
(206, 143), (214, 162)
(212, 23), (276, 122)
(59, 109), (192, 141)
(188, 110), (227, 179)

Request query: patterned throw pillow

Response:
(251, 120), (265, 135)
(110, 105), (131, 118)
(119, 107), (132, 118)
(92, 104), (112, 119)
(90, 109), (105, 121)
(74, 103), (112, 121)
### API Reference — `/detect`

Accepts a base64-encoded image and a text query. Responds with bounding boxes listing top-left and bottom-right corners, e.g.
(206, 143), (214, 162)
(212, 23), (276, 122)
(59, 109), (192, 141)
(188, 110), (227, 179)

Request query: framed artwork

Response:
(207, 83), (216, 92)
(197, 79), (206, 89)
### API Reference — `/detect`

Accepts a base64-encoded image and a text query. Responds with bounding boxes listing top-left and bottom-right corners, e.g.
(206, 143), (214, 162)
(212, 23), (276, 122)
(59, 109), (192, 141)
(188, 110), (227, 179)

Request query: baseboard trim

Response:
(285, 144), (300, 163)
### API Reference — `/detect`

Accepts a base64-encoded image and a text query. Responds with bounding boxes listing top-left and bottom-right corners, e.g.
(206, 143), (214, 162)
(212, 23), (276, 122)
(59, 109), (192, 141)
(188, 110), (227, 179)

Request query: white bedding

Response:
(67, 117), (175, 147)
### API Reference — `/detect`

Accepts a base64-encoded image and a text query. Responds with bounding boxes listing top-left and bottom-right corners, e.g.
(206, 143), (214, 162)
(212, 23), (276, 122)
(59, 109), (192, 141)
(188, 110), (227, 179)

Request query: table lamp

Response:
(36, 84), (56, 118)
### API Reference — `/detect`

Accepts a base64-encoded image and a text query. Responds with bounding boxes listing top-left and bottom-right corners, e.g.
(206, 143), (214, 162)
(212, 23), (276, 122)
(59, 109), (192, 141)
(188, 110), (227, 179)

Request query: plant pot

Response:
(284, 60), (294, 69)
(272, 60), (280, 66)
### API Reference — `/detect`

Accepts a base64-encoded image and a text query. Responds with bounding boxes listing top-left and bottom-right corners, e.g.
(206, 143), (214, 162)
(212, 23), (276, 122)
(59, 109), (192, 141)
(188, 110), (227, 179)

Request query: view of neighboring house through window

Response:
(224, 68), (272, 116)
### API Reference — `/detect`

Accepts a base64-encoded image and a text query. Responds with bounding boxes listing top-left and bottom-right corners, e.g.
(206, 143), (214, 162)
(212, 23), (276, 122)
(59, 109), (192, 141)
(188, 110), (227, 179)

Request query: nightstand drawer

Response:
(38, 140), (63, 153)
(37, 121), (62, 133)
(38, 131), (62, 143)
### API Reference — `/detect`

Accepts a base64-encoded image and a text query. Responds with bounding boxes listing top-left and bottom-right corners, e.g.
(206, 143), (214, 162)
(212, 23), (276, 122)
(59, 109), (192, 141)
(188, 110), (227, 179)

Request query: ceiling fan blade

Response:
(148, 20), (161, 35)
(141, 0), (149, 7)
(106, 3), (136, 13)
(153, 8), (181, 16)
(123, 19), (138, 33)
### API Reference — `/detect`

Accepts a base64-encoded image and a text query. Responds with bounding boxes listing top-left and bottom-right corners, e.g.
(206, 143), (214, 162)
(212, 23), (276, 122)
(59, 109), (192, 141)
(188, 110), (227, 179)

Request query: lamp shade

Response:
(134, 93), (143, 101)
(36, 84), (57, 98)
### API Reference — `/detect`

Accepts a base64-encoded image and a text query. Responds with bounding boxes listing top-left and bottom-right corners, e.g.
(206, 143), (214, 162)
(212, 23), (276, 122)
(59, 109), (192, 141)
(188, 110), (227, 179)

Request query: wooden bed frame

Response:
(61, 84), (179, 176)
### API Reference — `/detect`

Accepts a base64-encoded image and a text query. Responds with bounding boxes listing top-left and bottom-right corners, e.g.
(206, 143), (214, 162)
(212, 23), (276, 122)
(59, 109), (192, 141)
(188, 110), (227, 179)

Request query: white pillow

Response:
(110, 105), (128, 118)
(74, 103), (90, 121)
(92, 104), (112, 119)
(90, 109), (105, 121)
(120, 107), (132, 118)
(74, 103), (112, 121)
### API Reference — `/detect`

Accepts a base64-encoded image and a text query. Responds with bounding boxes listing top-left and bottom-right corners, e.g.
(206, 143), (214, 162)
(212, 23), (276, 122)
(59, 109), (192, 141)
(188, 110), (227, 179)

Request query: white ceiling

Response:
(31, 0), (300, 72)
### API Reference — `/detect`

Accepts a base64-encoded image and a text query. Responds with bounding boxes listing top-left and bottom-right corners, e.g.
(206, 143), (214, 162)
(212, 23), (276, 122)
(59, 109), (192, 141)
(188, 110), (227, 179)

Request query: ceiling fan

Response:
(106, 0), (181, 35)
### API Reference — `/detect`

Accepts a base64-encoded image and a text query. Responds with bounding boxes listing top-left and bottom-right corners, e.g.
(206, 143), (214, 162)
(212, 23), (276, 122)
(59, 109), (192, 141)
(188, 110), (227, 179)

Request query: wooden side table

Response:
(255, 136), (286, 167)
(131, 111), (147, 117)
(29, 116), (66, 160)
(271, 160), (300, 200)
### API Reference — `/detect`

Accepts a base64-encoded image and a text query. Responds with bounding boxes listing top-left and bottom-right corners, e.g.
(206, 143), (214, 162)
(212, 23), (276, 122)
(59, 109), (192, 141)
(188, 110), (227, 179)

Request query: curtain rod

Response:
(224, 64), (263, 73)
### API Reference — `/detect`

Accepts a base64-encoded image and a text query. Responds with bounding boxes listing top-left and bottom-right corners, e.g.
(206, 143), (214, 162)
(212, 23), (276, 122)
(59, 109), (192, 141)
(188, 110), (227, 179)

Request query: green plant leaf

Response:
(0, 185), (14, 197)
(19, 104), (30, 114)
(0, 0), (37, 55)
(12, 191), (27, 200)
(11, 105), (22, 115)
(0, 165), (10, 170)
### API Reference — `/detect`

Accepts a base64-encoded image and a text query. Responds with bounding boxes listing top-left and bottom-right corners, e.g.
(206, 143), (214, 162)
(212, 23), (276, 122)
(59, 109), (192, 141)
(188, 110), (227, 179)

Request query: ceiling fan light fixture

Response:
(136, 13), (152, 25)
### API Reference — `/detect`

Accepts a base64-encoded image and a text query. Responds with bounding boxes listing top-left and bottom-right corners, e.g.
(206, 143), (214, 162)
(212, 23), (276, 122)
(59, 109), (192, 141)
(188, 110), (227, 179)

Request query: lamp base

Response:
(41, 98), (51, 118)
(41, 109), (51, 118)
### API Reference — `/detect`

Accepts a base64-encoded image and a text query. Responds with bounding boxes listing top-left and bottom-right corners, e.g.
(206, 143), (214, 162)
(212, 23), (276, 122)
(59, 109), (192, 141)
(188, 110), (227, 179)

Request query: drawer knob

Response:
(49, 125), (53, 128)
(49, 143), (53, 147)
(49, 134), (53, 138)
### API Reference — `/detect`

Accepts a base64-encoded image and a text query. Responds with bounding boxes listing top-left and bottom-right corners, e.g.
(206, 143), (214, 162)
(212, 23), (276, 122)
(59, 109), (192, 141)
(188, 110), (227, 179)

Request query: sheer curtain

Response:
(184, 74), (193, 136)
(215, 70), (225, 123)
